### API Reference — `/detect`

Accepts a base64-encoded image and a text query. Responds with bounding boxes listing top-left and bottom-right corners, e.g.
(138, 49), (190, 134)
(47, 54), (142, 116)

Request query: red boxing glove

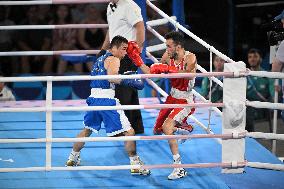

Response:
(168, 65), (178, 73)
(127, 41), (144, 67)
(149, 64), (160, 74)
(127, 41), (140, 54)
(150, 63), (178, 74)
(150, 63), (168, 74)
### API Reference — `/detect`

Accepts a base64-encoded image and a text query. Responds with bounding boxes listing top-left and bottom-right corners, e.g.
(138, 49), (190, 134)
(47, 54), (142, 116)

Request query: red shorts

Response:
(153, 95), (195, 134)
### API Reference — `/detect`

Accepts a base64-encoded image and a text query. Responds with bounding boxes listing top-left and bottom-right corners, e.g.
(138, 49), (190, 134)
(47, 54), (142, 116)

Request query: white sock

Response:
(173, 154), (181, 164)
(129, 155), (139, 162)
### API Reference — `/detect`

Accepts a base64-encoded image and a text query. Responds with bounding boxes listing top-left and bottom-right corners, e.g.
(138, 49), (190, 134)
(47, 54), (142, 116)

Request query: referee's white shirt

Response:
(107, 0), (143, 41)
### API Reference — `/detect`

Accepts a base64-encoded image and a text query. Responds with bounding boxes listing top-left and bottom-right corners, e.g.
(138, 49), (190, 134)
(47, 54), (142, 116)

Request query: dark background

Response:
(179, 0), (283, 69)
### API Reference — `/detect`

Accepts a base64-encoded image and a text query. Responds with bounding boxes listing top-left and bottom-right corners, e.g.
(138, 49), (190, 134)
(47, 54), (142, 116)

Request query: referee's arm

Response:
(134, 21), (145, 51)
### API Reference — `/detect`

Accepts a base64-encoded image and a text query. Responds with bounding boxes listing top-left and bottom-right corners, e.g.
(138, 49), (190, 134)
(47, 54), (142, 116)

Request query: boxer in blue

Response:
(66, 35), (150, 175)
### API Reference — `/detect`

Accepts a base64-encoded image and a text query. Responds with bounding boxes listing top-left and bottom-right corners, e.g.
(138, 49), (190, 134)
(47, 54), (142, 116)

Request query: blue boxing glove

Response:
(120, 79), (144, 90)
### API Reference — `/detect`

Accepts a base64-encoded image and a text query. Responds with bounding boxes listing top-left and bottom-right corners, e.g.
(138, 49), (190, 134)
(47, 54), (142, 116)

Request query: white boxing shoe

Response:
(168, 168), (187, 180)
(65, 152), (81, 166)
(130, 156), (151, 175)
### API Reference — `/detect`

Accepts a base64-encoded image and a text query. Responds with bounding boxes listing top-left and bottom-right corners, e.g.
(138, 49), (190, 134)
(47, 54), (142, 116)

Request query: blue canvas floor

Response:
(0, 101), (284, 189)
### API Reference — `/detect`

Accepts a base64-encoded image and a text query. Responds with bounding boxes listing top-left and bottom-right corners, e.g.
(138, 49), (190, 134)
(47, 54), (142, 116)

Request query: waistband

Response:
(89, 88), (115, 98)
(170, 87), (193, 99)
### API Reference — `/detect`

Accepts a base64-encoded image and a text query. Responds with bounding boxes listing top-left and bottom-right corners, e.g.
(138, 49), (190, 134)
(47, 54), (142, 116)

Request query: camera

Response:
(267, 31), (284, 46)
(261, 20), (284, 46)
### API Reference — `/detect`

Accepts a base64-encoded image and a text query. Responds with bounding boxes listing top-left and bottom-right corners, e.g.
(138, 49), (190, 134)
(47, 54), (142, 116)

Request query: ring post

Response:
(46, 77), (53, 171)
(222, 61), (246, 173)
(172, 0), (185, 26)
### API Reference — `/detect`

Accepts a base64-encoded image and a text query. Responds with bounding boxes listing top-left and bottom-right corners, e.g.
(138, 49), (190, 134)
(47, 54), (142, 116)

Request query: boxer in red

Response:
(127, 31), (197, 180)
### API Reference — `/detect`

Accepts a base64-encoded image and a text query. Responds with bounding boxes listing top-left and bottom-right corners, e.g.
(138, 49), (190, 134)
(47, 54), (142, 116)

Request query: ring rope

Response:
(246, 132), (284, 141)
(146, 43), (167, 53)
(247, 162), (284, 171)
(207, 51), (213, 132)
(146, 25), (166, 43)
(0, 133), (240, 144)
(272, 79), (280, 154)
(246, 101), (284, 110)
(192, 89), (223, 116)
(0, 102), (224, 113)
(146, 16), (177, 27)
(188, 115), (221, 144)
(248, 70), (284, 79)
(197, 65), (223, 87)
(143, 161), (246, 170)
(0, 72), (237, 82)
(0, 24), (108, 30)
(146, 51), (159, 62)
(2, 67), (282, 111)
(0, 50), (99, 56)
(1, 161), (283, 173)
(145, 78), (169, 97)
(0, 44), (177, 56)
(0, 0), (109, 6)
(0, 16), (173, 30)
(0, 161), (247, 173)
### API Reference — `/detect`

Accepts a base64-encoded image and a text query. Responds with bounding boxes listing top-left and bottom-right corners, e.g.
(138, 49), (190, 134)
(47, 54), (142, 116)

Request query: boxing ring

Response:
(1, 0), (284, 188)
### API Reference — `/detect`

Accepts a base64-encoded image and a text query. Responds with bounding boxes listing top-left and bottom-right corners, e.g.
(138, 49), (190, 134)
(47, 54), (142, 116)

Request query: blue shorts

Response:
(83, 97), (131, 136)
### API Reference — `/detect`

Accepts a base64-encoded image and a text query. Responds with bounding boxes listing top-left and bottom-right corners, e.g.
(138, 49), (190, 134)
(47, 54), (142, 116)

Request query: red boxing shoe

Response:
(175, 123), (194, 133)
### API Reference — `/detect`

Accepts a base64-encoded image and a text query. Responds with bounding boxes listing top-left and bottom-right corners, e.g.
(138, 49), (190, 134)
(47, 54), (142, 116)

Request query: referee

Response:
(98, 0), (145, 133)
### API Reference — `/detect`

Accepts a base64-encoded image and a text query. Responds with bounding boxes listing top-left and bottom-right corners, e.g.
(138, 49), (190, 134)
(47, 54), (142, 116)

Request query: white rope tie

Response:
(207, 51), (213, 132)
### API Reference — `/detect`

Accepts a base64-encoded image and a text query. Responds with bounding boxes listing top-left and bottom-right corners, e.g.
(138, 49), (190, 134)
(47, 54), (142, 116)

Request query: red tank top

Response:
(169, 57), (190, 91)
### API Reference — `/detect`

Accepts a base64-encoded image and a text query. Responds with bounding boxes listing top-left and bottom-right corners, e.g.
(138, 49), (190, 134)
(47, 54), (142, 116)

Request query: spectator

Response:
(51, 5), (80, 74)
(38, 5), (53, 23)
(70, 5), (86, 24)
(17, 6), (52, 74)
(77, 4), (106, 71)
(200, 55), (225, 103)
(246, 48), (274, 132)
(0, 7), (16, 76)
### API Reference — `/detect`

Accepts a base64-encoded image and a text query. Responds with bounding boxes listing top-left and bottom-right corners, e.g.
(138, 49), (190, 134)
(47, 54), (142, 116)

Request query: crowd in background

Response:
(0, 5), (109, 76)
(0, 2), (170, 77)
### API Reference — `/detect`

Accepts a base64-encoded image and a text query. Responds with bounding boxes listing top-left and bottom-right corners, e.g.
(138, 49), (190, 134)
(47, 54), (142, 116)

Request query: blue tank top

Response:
(90, 52), (114, 89)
